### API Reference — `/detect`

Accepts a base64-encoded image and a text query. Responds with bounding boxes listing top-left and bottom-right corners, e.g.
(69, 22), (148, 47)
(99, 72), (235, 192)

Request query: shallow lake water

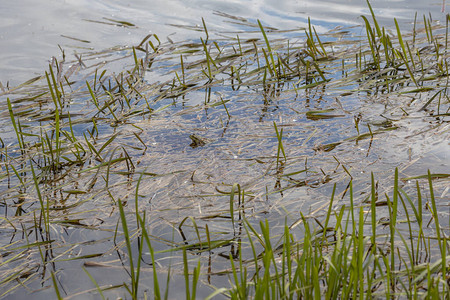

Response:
(0, 0), (447, 85)
(0, 0), (449, 299)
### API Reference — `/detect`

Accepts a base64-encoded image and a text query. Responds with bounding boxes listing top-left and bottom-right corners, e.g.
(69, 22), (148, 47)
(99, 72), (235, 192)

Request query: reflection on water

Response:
(0, 0), (446, 85)
(0, 1), (448, 299)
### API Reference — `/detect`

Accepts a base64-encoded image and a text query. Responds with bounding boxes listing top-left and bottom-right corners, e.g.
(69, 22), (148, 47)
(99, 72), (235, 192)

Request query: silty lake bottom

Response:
(0, 4), (449, 299)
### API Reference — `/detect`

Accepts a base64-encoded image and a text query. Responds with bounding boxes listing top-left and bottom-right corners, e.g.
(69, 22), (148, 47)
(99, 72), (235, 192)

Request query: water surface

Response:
(0, 0), (446, 85)
(0, 0), (448, 299)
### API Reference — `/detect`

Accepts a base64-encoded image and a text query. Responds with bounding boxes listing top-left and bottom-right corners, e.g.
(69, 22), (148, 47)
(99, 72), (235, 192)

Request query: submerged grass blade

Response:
(51, 272), (63, 300)
(117, 195), (137, 297)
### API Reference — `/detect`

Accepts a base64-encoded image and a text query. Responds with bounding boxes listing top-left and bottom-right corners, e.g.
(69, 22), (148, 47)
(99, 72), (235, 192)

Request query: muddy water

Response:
(0, 0), (446, 85)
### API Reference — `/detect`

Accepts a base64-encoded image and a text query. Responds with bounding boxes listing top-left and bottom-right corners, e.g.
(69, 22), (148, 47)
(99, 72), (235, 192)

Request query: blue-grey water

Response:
(0, 1), (448, 299)
(0, 0), (446, 85)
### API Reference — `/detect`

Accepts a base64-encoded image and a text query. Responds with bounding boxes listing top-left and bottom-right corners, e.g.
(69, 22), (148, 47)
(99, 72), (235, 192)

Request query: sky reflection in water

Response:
(0, 0), (446, 84)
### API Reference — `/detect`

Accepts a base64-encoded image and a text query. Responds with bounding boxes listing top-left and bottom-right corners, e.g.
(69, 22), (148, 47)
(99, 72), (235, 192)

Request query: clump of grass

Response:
(110, 171), (449, 299)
